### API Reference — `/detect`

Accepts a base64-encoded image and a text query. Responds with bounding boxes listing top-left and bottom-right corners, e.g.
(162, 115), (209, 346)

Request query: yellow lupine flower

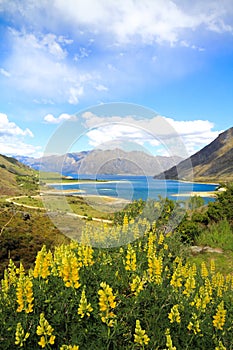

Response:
(37, 313), (56, 348)
(78, 287), (93, 318)
(168, 304), (181, 324)
(165, 328), (176, 350)
(122, 214), (129, 233)
(187, 313), (202, 335)
(183, 273), (196, 297)
(213, 301), (227, 330)
(201, 262), (209, 279)
(130, 275), (146, 296)
(33, 245), (53, 279)
(15, 322), (30, 347)
(125, 244), (137, 272)
(134, 320), (150, 346)
(215, 340), (226, 350)
(60, 345), (79, 350)
(59, 253), (81, 289)
(16, 275), (34, 313)
(78, 244), (94, 267)
(158, 233), (164, 245)
(147, 254), (163, 284)
(98, 282), (117, 327)
(210, 259), (216, 275)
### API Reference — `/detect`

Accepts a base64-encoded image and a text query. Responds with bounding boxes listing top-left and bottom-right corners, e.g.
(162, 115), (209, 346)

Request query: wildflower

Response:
(33, 246), (52, 279)
(170, 260), (183, 289)
(78, 244), (94, 267)
(134, 320), (150, 346)
(59, 253), (81, 289)
(210, 259), (216, 275)
(158, 233), (164, 245)
(15, 322), (30, 347)
(125, 244), (137, 272)
(122, 214), (129, 233)
(60, 345), (79, 350)
(147, 254), (163, 284)
(78, 287), (93, 318)
(168, 304), (181, 324)
(98, 282), (117, 327)
(165, 328), (176, 350)
(213, 301), (227, 330)
(215, 340), (226, 350)
(201, 262), (209, 279)
(16, 275), (34, 313)
(187, 313), (202, 335)
(37, 313), (56, 348)
(130, 275), (146, 296)
(183, 274), (196, 297)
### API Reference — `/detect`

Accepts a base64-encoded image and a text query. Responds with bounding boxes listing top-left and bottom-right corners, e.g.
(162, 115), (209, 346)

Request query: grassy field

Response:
(9, 194), (129, 220)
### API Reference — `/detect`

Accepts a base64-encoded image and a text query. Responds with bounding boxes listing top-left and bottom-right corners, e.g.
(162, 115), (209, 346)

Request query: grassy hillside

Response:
(154, 127), (233, 182)
(0, 154), (39, 195)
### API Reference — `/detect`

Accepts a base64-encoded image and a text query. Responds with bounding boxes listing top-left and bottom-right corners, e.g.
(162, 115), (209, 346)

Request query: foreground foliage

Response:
(1, 223), (233, 350)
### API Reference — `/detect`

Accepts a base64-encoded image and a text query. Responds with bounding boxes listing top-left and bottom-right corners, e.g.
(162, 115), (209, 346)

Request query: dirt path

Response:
(5, 195), (113, 223)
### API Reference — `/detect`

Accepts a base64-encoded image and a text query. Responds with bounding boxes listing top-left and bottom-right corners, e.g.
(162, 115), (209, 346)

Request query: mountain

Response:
(154, 127), (233, 182)
(16, 149), (183, 176)
(0, 154), (37, 195)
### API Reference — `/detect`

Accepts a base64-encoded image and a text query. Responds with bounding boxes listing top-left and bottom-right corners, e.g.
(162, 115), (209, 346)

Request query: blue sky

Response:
(0, 0), (233, 158)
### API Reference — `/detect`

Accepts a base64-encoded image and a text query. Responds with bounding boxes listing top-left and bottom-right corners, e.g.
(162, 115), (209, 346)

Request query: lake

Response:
(50, 175), (218, 204)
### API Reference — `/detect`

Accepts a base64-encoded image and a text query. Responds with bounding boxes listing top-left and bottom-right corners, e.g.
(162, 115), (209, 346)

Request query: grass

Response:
(188, 219), (233, 275)
(11, 195), (123, 220)
(196, 219), (233, 250)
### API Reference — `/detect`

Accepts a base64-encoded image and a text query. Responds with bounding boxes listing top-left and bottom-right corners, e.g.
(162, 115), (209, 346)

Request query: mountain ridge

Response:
(16, 149), (183, 176)
(154, 126), (233, 182)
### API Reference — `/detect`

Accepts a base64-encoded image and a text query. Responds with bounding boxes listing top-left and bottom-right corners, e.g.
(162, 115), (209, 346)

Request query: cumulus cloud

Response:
(43, 113), (76, 124)
(2, 0), (233, 46)
(82, 112), (220, 156)
(0, 113), (40, 156)
(0, 113), (33, 137)
(3, 29), (97, 104)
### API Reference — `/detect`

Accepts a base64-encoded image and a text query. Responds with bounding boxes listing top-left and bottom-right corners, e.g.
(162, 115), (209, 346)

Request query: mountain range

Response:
(16, 149), (183, 176)
(1, 126), (233, 193)
(154, 126), (233, 182)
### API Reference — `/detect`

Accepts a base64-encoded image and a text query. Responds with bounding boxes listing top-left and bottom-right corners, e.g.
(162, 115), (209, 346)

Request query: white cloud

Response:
(3, 0), (231, 46)
(82, 112), (220, 156)
(0, 113), (33, 137)
(3, 29), (97, 105)
(43, 113), (76, 124)
(0, 113), (40, 156)
(1, 1), (232, 49)
(95, 84), (108, 91)
(0, 67), (11, 77)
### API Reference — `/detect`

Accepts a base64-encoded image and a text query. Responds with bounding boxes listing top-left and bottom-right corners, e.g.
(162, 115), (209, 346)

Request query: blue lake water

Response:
(50, 175), (218, 204)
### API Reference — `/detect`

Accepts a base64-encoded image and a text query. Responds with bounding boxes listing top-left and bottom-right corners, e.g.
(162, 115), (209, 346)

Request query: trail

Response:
(5, 196), (113, 224)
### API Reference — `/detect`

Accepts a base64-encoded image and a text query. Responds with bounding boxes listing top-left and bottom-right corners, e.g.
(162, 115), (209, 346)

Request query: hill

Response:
(154, 127), (233, 182)
(16, 149), (183, 176)
(0, 154), (38, 195)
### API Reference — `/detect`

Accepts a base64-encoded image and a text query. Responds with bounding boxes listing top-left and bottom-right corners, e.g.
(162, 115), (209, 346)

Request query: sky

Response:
(0, 0), (233, 159)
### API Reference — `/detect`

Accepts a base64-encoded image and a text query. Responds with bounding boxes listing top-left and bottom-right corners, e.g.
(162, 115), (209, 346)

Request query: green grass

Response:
(196, 219), (233, 250)
(11, 195), (115, 220)
(188, 219), (233, 275)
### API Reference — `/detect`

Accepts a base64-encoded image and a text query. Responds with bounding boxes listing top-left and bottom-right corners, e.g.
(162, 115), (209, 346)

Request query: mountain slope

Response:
(0, 154), (38, 195)
(17, 149), (183, 176)
(154, 127), (233, 182)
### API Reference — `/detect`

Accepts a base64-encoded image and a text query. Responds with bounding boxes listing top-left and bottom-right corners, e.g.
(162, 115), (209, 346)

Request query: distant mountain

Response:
(0, 154), (36, 195)
(154, 127), (233, 182)
(16, 149), (183, 176)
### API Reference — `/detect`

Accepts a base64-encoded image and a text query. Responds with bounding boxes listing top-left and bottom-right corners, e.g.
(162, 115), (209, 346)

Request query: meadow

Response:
(0, 184), (233, 349)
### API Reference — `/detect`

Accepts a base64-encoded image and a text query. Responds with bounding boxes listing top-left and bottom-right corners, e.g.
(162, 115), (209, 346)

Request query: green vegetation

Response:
(0, 222), (233, 349)
(1, 180), (233, 348)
